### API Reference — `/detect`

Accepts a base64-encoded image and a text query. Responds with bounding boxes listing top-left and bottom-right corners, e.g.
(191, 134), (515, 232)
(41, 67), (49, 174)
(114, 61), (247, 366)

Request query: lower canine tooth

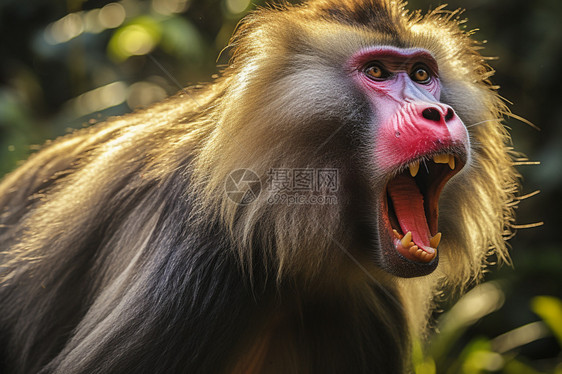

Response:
(430, 232), (442, 248)
(401, 232), (412, 248)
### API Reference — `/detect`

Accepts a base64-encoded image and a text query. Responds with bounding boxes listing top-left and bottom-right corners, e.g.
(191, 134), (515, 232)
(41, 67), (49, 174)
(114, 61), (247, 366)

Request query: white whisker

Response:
(466, 119), (498, 128)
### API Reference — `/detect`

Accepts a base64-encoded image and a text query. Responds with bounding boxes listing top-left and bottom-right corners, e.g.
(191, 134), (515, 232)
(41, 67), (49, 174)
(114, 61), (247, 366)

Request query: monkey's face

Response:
(348, 46), (470, 278)
(210, 6), (512, 284)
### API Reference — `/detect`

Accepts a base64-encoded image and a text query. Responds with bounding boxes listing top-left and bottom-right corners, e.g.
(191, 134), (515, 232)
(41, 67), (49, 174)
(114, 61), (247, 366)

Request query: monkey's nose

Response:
(421, 106), (456, 123)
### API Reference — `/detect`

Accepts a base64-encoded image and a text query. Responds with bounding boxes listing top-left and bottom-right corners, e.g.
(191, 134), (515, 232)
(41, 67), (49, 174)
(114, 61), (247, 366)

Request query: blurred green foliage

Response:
(0, 0), (560, 372)
(415, 284), (562, 373)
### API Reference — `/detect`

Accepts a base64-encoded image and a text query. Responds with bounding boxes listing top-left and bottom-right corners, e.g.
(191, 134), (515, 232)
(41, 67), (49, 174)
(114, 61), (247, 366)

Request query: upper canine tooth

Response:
(433, 154), (449, 164)
(409, 161), (420, 177)
(448, 155), (455, 170)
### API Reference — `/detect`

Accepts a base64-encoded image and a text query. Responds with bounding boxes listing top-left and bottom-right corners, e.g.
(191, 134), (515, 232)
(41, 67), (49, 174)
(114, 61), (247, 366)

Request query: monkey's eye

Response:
(364, 63), (390, 81)
(411, 64), (431, 84)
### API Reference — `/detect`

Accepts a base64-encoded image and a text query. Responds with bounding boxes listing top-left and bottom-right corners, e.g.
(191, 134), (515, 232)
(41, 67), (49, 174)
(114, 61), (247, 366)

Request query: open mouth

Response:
(384, 151), (465, 266)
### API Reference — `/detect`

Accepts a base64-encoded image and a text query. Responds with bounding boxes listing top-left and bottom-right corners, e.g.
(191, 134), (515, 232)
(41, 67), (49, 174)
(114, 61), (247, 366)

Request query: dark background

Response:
(0, 0), (560, 372)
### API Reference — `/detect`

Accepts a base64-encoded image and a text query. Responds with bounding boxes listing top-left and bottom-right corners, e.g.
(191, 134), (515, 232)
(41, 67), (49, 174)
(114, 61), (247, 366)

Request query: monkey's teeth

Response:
(432, 154), (456, 170)
(430, 232), (442, 248)
(401, 232), (412, 248)
(409, 161), (420, 177)
(398, 230), (437, 263)
(405, 243), (435, 263)
(417, 247), (435, 262)
(448, 155), (455, 170)
(433, 154), (450, 164)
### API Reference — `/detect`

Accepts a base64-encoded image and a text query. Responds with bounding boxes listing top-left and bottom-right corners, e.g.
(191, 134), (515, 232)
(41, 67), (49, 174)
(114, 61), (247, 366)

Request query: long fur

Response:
(0, 0), (518, 373)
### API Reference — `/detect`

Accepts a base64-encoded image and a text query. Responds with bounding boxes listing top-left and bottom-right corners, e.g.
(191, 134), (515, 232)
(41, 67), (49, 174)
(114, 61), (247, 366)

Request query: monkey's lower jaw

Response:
(381, 151), (465, 277)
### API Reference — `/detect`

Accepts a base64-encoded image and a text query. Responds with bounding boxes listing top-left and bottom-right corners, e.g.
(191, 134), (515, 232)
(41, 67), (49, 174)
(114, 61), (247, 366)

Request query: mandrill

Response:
(0, 0), (519, 373)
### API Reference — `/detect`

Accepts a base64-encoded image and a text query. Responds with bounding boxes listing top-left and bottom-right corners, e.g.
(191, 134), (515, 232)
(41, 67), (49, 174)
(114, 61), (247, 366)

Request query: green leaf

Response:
(531, 296), (562, 347)
(412, 339), (436, 374)
(457, 338), (504, 374)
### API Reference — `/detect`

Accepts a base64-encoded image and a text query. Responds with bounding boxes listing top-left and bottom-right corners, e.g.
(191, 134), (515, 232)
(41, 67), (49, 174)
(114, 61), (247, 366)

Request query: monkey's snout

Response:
(421, 106), (456, 124)
(420, 104), (456, 124)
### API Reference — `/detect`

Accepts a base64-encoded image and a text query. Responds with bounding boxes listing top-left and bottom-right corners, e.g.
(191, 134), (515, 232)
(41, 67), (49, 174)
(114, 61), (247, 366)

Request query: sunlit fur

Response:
(0, 0), (518, 373)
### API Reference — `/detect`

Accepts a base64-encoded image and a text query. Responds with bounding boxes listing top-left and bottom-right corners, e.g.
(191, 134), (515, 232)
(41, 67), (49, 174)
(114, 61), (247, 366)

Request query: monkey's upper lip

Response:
(384, 151), (466, 265)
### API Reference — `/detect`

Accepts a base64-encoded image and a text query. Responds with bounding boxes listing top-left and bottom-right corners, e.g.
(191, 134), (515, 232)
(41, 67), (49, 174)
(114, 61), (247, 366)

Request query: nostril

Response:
(444, 108), (454, 122)
(422, 108), (441, 122)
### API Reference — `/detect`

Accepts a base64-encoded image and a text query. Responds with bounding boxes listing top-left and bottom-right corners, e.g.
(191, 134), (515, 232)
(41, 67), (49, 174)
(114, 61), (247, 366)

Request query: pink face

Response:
(348, 46), (470, 277)
(349, 46), (468, 171)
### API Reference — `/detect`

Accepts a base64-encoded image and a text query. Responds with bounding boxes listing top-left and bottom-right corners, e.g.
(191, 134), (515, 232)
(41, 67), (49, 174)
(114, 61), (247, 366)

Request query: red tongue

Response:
(387, 174), (431, 248)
